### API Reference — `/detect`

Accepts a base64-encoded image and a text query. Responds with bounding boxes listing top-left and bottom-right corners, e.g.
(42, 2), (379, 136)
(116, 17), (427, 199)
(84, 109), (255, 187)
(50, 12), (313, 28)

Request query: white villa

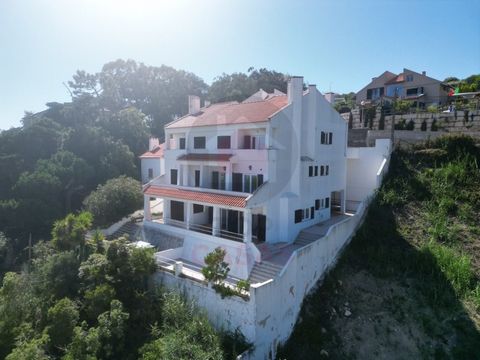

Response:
(141, 77), (348, 280)
(139, 76), (391, 359)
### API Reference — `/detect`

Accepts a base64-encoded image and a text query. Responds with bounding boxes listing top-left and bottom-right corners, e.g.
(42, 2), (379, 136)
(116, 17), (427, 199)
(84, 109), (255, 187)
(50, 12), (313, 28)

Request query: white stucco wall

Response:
(346, 139), (391, 202)
(153, 201), (369, 360)
(141, 157), (164, 183)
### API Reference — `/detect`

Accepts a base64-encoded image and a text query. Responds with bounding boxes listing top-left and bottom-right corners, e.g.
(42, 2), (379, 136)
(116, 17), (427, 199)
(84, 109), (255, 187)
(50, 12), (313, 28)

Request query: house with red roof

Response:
(140, 139), (165, 183)
(356, 68), (451, 108)
(141, 76), (348, 280)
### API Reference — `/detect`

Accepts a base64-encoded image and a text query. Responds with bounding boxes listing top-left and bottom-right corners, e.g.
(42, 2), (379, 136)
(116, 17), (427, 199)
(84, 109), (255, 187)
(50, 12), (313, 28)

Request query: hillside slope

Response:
(278, 135), (480, 359)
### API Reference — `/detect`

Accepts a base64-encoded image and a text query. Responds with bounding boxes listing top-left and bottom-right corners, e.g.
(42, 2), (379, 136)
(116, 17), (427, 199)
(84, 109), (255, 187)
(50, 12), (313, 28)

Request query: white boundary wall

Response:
(153, 200), (369, 359)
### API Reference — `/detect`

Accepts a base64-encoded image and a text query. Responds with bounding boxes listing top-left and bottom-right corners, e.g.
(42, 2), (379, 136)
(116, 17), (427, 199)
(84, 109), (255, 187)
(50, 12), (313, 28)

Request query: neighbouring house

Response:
(141, 76), (348, 279)
(140, 139), (165, 184)
(356, 68), (451, 108)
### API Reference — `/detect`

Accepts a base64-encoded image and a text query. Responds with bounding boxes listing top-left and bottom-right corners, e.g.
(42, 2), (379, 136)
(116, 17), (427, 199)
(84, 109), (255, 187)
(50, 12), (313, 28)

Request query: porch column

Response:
(163, 199), (170, 224)
(185, 202), (192, 229)
(182, 164), (189, 186)
(143, 195), (151, 221)
(225, 163), (232, 191)
(200, 165), (205, 187)
(243, 208), (252, 243)
(212, 206), (221, 236)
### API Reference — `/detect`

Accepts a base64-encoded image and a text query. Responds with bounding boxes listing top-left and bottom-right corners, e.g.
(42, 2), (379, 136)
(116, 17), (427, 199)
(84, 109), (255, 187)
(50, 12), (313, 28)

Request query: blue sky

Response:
(1, 0), (479, 129)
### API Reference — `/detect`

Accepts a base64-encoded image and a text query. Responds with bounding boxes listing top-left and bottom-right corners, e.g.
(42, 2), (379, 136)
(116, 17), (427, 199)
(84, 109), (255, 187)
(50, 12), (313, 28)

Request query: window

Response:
(406, 88), (419, 96)
(194, 170), (200, 187)
(217, 136), (231, 149)
(320, 166), (325, 176)
(243, 135), (251, 149)
(148, 168), (153, 179)
(232, 173), (243, 192)
(314, 166), (318, 177)
(193, 204), (204, 214)
(211, 171), (226, 190)
(308, 166), (313, 177)
(243, 134), (266, 149)
(315, 199), (320, 210)
(326, 165), (329, 176)
(179, 137), (186, 149)
(325, 197), (330, 208)
(194, 136), (206, 149)
(321, 131), (332, 145)
(294, 209), (303, 223)
(243, 174), (262, 193)
(310, 206), (315, 219)
(170, 169), (178, 185)
(305, 208), (310, 219)
(321, 199), (325, 208)
(406, 74), (413, 82)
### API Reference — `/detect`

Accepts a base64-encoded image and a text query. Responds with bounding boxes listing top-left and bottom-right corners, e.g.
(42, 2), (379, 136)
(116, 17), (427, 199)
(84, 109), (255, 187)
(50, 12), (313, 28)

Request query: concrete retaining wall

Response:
(343, 109), (480, 139)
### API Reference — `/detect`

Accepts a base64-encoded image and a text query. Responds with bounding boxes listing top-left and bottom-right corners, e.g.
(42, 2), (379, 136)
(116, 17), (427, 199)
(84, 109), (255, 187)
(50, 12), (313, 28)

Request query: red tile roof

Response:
(166, 95), (288, 129)
(140, 143), (165, 158)
(144, 185), (247, 208)
(385, 73), (405, 85)
(177, 153), (233, 162)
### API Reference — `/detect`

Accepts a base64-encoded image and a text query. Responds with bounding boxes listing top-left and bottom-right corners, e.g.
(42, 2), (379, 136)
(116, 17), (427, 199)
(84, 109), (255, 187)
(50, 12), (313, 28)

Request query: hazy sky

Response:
(1, 0), (479, 129)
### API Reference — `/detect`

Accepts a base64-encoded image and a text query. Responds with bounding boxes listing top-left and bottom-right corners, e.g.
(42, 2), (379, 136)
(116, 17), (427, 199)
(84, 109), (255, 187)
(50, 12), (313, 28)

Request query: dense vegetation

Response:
(279, 135), (480, 359)
(0, 212), (248, 359)
(83, 176), (143, 228)
(0, 60), (289, 272)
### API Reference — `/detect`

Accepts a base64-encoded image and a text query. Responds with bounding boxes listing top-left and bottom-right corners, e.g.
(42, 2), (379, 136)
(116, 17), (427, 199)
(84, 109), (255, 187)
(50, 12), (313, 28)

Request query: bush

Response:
(83, 176), (142, 227)
(420, 119), (427, 131)
(406, 119), (415, 130)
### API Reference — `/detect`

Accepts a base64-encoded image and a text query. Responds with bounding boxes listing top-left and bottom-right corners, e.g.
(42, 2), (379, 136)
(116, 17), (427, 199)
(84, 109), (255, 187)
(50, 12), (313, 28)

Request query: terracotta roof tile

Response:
(177, 153), (233, 162)
(144, 185), (247, 208)
(166, 95), (288, 129)
(140, 143), (165, 158)
(385, 74), (405, 85)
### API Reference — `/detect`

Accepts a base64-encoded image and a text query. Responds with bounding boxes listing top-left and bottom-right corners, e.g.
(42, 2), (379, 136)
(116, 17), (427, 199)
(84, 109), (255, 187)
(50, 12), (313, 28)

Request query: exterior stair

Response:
(106, 221), (142, 240)
(294, 230), (320, 247)
(248, 261), (283, 284)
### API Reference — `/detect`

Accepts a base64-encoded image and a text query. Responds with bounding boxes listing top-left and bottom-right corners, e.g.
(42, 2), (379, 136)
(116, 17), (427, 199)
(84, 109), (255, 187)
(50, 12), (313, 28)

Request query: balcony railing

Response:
(154, 216), (256, 242)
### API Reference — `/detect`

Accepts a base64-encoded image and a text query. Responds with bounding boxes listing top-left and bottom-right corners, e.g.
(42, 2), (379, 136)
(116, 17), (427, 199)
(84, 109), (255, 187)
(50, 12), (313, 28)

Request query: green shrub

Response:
(420, 119), (427, 131)
(83, 176), (143, 227)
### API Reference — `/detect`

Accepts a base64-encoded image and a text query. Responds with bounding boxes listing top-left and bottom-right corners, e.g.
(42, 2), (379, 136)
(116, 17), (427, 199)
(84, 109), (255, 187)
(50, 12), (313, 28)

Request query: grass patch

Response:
(279, 135), (480, 359)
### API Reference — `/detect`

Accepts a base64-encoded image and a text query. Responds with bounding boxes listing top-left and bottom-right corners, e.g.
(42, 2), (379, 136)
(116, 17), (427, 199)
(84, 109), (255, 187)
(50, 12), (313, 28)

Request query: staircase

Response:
(294, 230), (320, 247)
(106, 221), (142, 240)
(248, 261), (283, 284)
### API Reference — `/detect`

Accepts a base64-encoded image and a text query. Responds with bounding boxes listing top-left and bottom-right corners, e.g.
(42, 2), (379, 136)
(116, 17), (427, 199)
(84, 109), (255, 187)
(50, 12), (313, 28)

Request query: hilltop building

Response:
(356, 68), (451, 108)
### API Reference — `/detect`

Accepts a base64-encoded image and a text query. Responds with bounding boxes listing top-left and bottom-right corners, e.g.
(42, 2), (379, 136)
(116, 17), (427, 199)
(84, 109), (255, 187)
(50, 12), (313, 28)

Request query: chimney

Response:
(422, 71), (426, 76)
(148, 137), (160, 151)
(287, 76), (304, 195)
(188, 95), (201, 114)
(308, 84), (317, 94)
(287, 76), (303, 104)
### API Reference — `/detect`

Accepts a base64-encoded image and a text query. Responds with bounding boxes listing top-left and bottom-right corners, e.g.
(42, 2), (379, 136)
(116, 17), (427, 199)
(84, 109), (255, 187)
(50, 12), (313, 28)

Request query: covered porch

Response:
(143, 184), (265, 243)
